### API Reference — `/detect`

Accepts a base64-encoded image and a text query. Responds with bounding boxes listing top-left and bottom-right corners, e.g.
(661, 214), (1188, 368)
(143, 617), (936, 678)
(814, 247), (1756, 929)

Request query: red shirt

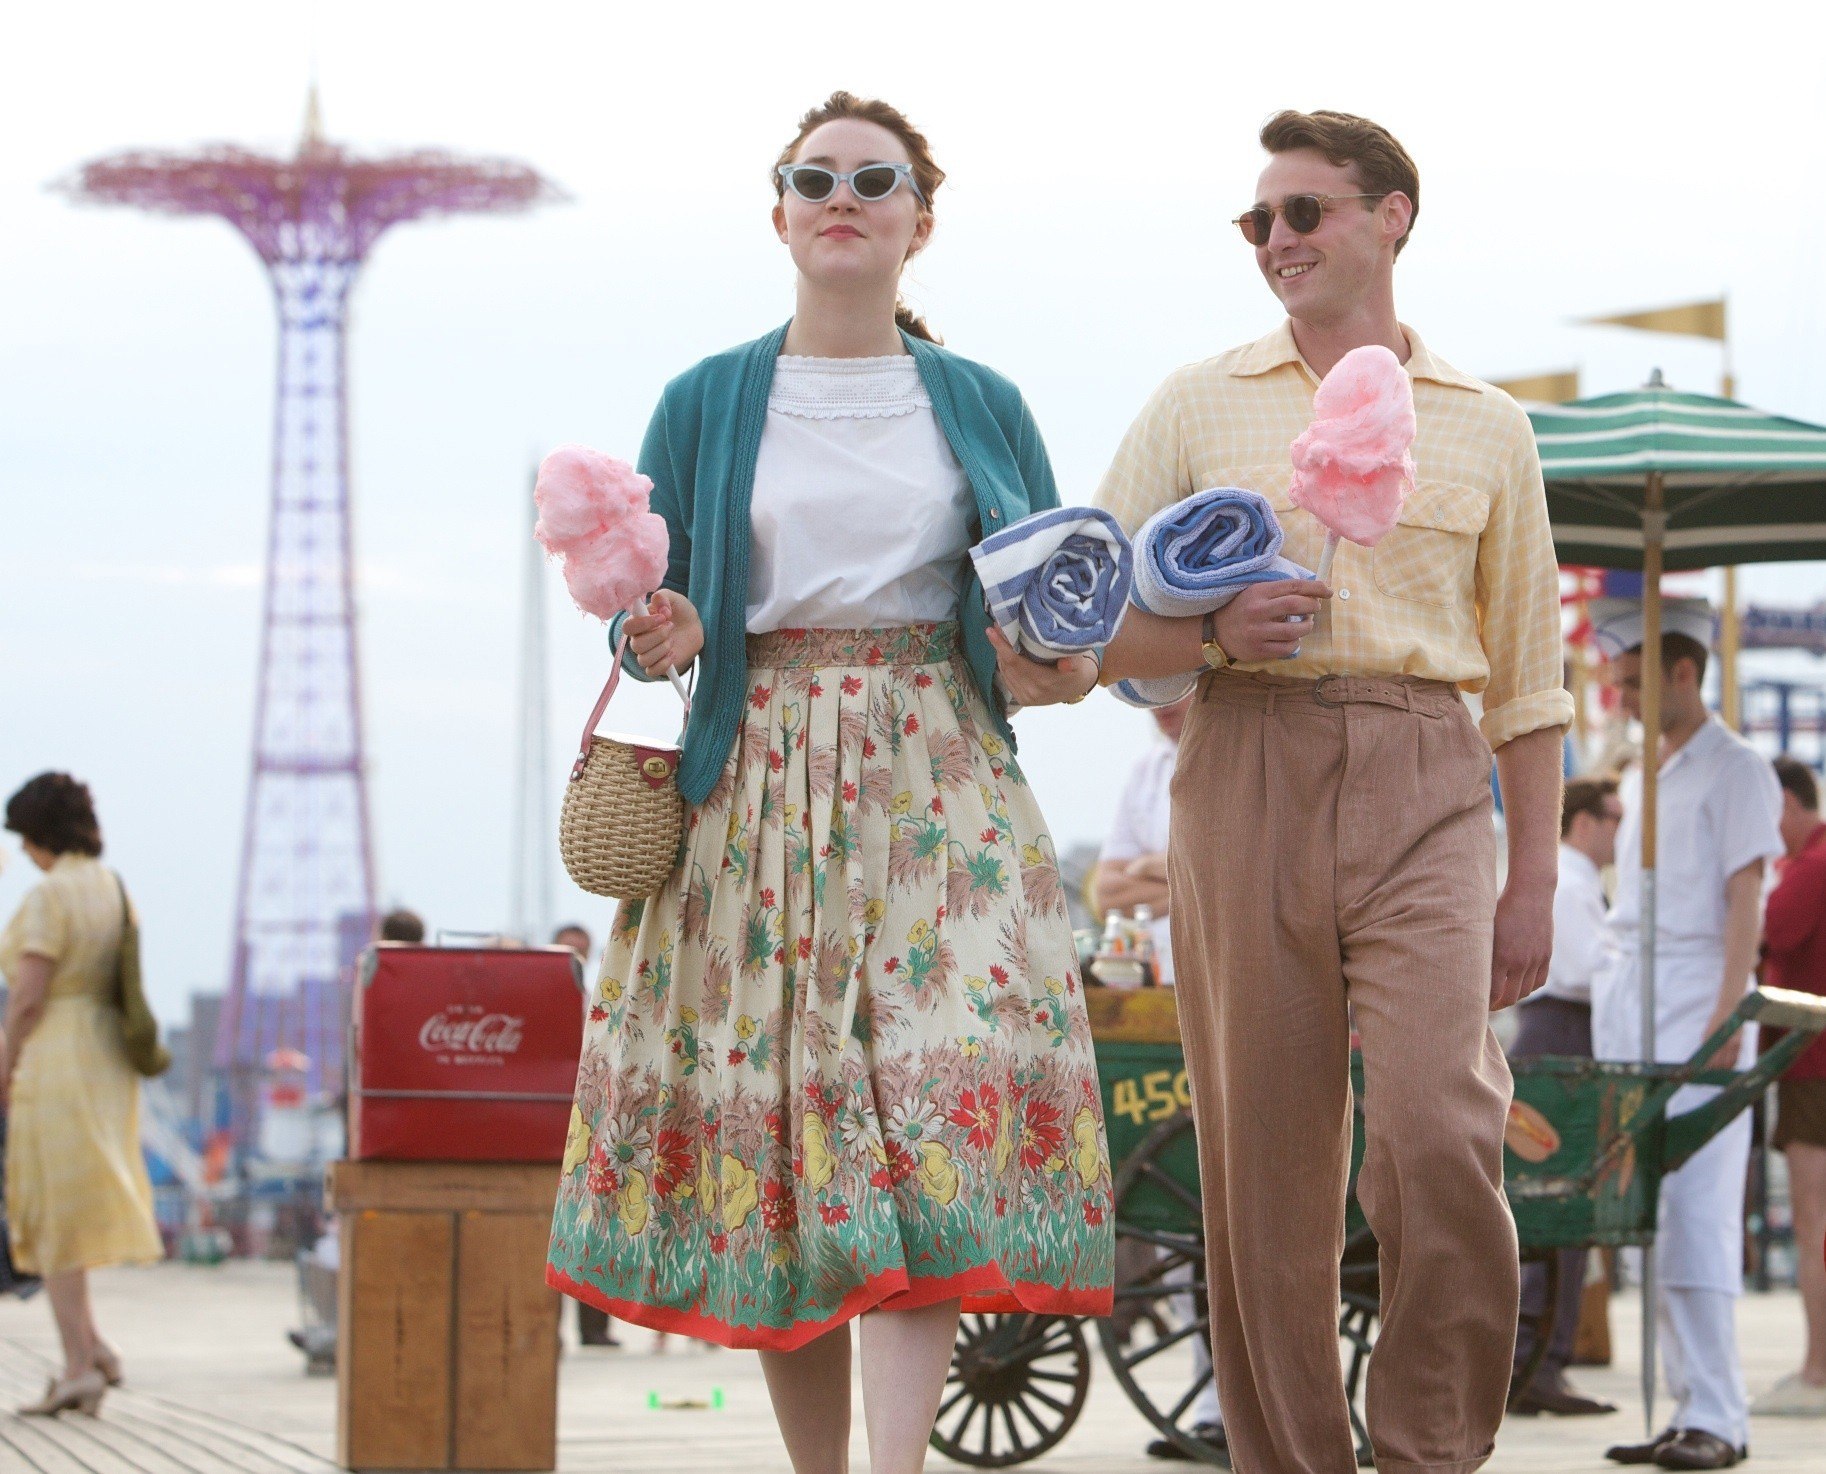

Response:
(1765, 823), (1826, 1081)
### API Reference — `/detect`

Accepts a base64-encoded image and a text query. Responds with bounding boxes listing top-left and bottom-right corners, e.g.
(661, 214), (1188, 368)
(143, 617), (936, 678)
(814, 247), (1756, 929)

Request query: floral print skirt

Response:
(546, 623), (1114, 1350)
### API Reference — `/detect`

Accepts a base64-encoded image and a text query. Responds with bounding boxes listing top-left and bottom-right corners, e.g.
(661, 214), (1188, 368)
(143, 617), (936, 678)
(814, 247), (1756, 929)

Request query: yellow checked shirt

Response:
(1095, 321), (1574, 749)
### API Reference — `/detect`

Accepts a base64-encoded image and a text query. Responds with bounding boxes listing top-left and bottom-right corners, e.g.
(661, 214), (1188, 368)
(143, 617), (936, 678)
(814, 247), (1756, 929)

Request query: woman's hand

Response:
(624, 590), (704, 677)
(987, 627), (1100, 708)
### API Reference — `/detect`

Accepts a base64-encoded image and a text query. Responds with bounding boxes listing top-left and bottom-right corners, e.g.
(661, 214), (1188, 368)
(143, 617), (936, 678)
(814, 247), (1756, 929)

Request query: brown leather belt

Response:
(1310, 674), (1446, 711)
(1206, 670), (1460, 716)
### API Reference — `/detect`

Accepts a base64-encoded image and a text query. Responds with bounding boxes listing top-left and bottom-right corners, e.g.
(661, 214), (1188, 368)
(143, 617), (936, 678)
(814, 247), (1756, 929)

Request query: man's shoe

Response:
(1145, 1421), (1228, 1464)
(1654, 1428), (1745, 1469)
(1511, 1368), (1618, 1416)
(1608, 1430), (1680, 1464)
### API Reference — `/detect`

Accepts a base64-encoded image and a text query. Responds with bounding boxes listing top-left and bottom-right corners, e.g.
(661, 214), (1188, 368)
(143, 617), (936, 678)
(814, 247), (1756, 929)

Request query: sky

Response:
(5, 2), (1826, 1022)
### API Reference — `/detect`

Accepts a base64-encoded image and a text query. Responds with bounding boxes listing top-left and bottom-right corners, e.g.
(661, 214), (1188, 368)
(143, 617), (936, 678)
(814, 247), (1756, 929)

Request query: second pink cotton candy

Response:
(1287, 344), (1417, 547)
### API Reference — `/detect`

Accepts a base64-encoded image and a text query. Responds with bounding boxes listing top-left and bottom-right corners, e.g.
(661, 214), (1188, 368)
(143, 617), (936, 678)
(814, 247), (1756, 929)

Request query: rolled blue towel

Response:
(1113, 487), (1312, 708)
(970, 506), (1133, 661)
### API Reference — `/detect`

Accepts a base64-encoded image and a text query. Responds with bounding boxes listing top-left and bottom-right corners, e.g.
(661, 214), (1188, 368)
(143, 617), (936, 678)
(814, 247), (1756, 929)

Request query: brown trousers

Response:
(1168, 671), (1518, 1474)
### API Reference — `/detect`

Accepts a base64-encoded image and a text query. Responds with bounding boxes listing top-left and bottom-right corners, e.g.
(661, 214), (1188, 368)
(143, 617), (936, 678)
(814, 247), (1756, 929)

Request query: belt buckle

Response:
(1313, 674), (1347, 706)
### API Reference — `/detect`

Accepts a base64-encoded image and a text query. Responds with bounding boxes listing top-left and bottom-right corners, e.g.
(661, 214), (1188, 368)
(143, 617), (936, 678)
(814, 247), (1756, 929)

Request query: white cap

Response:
(1588, 596), (1717, 659)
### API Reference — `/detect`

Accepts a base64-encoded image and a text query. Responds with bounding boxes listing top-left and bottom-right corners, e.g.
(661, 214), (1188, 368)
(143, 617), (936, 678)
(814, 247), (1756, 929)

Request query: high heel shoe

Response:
(17, 1368), (107, 1416)
(92, 1344), (123, 1387)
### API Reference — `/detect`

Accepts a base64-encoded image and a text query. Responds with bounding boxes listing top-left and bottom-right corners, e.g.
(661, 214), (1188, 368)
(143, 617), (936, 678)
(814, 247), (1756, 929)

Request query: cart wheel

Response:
(929, 1312), (1090, 1467)
(1339, 1223), (1379, 1466)
(1094, 1114), (1228, 1465)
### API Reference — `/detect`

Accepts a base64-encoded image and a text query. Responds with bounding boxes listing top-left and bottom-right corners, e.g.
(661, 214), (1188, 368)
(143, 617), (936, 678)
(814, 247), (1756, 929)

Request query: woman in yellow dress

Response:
(2, 773), (162, 1415)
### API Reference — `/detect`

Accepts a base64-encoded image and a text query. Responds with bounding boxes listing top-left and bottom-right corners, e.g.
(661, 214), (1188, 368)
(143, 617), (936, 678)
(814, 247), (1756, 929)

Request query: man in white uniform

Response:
(1094, 693), (1226, 1461)
(1590, 599), (1784, 1471)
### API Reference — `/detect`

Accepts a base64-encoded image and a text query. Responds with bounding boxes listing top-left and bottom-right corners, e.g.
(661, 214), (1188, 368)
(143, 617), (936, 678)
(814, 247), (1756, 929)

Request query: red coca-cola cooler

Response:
(348, 943), (586, 1163)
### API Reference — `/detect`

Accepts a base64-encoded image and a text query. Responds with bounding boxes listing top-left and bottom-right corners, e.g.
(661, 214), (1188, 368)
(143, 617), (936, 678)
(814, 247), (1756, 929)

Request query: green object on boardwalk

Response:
(1085, 984), (1826, 1251)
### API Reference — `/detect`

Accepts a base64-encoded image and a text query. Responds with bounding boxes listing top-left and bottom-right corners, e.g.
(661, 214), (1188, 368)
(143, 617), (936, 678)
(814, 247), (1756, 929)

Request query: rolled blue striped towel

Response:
(970, 506), (1134, 661)
(1113, 487), (1313, 708)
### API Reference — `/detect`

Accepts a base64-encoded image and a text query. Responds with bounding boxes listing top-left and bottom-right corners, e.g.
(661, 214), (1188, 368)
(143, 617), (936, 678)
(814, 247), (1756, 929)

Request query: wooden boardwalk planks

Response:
(1, 1261), (1822, 1472)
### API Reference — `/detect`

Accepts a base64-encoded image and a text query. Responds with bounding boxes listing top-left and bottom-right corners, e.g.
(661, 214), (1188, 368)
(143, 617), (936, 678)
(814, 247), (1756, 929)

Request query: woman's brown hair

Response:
(774, 91), (945, 343)
(5, 772), (104, 857)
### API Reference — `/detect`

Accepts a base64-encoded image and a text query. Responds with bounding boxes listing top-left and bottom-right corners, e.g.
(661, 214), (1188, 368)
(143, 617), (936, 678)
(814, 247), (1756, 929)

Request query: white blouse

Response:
(745, 355), (976, 633)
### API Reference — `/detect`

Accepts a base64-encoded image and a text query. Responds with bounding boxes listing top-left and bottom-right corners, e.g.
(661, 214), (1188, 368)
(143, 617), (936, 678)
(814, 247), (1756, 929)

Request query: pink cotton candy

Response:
(532, 444), (669, 621)
(558, 511), (669, 619)
(1287, 344), (1417, 548)
(533, 445), (654, 556)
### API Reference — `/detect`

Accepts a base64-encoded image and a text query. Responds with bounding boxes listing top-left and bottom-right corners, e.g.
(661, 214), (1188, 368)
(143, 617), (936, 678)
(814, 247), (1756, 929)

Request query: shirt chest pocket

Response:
(1373, 481), (1489, 607)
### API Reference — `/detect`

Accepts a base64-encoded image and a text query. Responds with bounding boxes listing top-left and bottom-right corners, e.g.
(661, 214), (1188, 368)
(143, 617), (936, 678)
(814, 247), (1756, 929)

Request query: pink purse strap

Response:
(571, 635), (691, 776)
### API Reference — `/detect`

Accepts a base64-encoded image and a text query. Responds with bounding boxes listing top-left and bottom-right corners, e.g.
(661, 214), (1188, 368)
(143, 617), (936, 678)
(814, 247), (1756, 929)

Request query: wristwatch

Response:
(1201, 611), (1230, 670)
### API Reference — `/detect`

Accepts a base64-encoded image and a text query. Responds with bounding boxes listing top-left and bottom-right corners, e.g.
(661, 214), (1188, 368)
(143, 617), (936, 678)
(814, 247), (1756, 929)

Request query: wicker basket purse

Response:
(558, 638), (689, 899)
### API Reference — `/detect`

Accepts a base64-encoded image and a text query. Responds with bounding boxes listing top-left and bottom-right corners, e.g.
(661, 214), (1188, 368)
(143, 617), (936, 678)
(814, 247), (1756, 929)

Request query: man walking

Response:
(1508, 777), (1622, 1417)
(1096, 110), (1571, 1474)
(1751, 757), (1826, 1417)
(1589, 599), (1783, 1470)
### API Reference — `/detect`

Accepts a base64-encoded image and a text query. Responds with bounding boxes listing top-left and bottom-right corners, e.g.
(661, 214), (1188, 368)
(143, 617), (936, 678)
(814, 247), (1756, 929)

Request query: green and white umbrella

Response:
(1536, 378), (1826, 569)
(1530, 374), (1826, 1431)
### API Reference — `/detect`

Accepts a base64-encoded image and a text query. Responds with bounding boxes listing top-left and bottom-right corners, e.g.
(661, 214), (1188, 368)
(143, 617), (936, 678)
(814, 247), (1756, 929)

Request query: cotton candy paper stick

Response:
(1289, 344), (1417, 588)
(533, 444), (690, 702)
(1314, 529), (1342, 586)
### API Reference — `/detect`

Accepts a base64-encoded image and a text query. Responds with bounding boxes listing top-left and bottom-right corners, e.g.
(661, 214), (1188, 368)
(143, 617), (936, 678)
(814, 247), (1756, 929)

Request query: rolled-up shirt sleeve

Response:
(1475, 423), (1575, 749)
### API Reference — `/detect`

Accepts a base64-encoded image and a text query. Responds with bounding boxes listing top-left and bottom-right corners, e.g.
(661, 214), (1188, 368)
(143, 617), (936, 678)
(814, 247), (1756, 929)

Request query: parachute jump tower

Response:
(62, 95), (560, 1141)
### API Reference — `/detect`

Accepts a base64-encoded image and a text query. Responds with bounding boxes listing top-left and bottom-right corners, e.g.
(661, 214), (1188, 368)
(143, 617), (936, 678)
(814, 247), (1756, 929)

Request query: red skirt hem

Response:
(545, 1262), (1112, 1352)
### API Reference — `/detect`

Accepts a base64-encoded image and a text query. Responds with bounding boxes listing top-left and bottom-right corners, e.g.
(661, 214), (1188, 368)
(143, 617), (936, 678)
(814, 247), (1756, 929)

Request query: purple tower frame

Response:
(62, 97), (560, 1138)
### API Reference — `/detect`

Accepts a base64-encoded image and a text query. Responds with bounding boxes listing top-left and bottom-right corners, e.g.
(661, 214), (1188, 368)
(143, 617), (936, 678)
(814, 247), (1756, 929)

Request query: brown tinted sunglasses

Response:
(1234, 192), (1388, 246)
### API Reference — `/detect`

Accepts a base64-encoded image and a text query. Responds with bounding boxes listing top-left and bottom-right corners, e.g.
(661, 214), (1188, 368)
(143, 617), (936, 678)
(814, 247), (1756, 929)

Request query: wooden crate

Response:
(329, 1160), (562, 1471)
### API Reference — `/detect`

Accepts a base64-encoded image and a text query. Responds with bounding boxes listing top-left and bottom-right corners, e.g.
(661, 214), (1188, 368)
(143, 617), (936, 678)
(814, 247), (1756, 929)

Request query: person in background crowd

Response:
(1507, 776), (1621, 1417)
(1751, 757), (1826, 1417)
(377, 908), (425, 943)
(1092, 692), (1224, 1461)
(551, 922), (619, 1350)
(1093, 692), (1191, 988)
(552, 923), (592, 965)
(1590, 599), (1784, 1471)
(1, 773), (164, 1417)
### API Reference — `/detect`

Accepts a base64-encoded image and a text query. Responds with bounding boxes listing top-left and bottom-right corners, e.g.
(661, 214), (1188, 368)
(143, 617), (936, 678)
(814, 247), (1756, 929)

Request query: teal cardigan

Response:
(613, 322), (1061, 805)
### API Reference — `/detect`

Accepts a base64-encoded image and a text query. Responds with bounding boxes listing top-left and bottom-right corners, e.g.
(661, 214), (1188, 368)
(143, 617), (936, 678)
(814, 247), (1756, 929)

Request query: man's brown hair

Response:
(1561, 776), (1620, 839)
(1259, 110), (1420, 256)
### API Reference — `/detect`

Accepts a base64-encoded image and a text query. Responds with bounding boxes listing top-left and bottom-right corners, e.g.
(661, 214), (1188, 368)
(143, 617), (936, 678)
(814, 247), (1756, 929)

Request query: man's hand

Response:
(624, 590), (703, 677)
(1701, 859), (1766, 1070)
(987, 628), (1099, 707)
(1211, 580), (1332, 663)
(1699, 1004), (1746, 1072)
(1491, 873), (1554, 1010)
(1126, 853), (1169, 884)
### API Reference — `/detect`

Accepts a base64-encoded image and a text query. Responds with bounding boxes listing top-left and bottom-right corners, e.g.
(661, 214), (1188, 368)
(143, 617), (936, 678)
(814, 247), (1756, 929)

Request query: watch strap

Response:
(1201, 611), (1228, 669)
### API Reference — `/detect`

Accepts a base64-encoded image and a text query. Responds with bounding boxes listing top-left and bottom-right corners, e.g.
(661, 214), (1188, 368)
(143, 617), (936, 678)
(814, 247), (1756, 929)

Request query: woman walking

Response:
(546, 92), (1113, 1473)
(2, 773), (163, 1415)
